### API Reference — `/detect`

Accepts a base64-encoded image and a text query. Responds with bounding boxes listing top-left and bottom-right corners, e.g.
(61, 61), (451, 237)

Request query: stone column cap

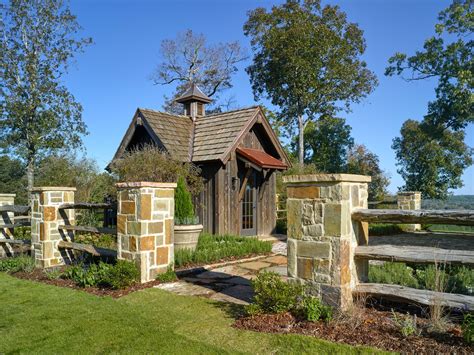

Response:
(397, 191), (421, 195)
(116, 181), (177, 189)
(283, 174), (371, 184)
(30, 187), (76, 192)
(0, 193), (16, 197)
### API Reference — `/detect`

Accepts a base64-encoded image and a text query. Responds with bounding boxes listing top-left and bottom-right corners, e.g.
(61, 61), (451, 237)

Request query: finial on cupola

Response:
(175, 83), (212, 121)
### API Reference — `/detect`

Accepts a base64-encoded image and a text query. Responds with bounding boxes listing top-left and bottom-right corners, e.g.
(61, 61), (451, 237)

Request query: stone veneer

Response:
(397, 191), (421, 232)
(283, 174), (371, 310)
(30, 187), (76, 268)
(116, 182), (176, 283)
(0, 194), (16, 258)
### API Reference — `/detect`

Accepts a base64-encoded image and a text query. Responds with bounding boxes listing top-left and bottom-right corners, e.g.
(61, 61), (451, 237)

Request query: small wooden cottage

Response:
(111, 84), (290, 236)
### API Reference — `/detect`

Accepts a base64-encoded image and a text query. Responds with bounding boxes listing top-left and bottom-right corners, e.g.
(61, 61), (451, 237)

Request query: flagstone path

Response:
(155, 241), (288, 305)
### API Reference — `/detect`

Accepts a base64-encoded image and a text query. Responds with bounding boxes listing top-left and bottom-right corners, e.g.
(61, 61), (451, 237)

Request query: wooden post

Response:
(0, 194), (16, 257)
(30, 187), (76, 268)
(283, 174), (371, 310)
(397, 191), (421, 232)
(116, 182), (176, 283)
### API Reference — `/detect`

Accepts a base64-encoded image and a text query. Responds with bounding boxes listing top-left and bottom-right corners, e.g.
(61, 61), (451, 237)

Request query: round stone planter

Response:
(174, 224), (203, 251)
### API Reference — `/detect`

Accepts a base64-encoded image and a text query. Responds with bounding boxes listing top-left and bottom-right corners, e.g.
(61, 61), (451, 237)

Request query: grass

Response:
(174, 233), (272, 268)
(0, 273), (380, 354)
(425, 224), (474, 234)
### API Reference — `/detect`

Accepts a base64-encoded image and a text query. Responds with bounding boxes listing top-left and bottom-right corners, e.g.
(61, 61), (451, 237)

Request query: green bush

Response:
(298, 295), (332, 322)
(175, 176), (197, 225)
(174, 233), (272, 268)
(462, 313), (474, 344)
(102, 260), (139, 289)
(369, 262), (419, 288)
(369, 223), (404, 236)
(249, 272), (304, 314)
(415, 265), (448, 292)
(74, 233), (117, 249)
(391, 310), (421, 338)
(14, 226), (31, 240)
(0, 256), (35, 273)
(156, 266), (177, 283)
(63, 260), (139, 289)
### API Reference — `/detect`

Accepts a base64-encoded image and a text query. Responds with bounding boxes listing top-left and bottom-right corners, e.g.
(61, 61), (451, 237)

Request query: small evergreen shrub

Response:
(44, 268), (62, 280)
(156, 265), (178, 283)
(298, 295), (333, 322)
(462, 313), (474, 344)
(369, 262), (419, 288)
(0, 256), (35, 273)
(249, 272), (304, 314)
(175, 176), (198, 225)
(369, 223), (404, 236)
(391, 310), (421, 338)
(102, 260), (139, 289)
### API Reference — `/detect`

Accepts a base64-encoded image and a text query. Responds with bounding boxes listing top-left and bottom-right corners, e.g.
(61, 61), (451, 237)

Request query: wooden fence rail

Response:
(0, 205), (30, 214)
(0, 221), (32, 229)
(58, 225), (117, 235)
(58, 203), (116, 210)
(352, 208), (474, 226)
(57, 240), (117, 258)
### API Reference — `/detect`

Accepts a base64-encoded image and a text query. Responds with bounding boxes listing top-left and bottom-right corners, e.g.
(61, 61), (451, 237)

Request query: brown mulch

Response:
(12, 268), (161, 298)
(234, 308), (473, 354)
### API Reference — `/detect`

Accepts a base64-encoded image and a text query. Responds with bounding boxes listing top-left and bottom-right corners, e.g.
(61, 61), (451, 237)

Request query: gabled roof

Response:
(111, 106), (290, 168)
(175, 83), (212, 104)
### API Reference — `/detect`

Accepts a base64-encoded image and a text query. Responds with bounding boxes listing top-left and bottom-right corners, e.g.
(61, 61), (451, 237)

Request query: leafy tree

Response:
(302, 116), (354, 172)
(151, 29), (247, 113)
(385, 0), (473, 133)
(346, 144), (390, 201)
(35, 155), (116, 203)
(244, 0), (377, 165)
(1, 0), (91, 191)
(0, 155), (27, 204)
(392, 120), (472, 199)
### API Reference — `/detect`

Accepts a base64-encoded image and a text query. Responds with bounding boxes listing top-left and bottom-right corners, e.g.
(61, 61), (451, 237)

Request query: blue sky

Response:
(64, 0), (473, 195)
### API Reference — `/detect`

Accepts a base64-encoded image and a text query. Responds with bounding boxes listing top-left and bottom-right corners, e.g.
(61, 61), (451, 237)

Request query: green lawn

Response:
(0, 273), (381, 354)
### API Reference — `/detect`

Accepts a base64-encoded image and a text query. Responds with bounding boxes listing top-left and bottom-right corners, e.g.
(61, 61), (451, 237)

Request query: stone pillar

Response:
(30, 187), (76, 268)
(397, 191), (421, 232)
(0, 194), (16, 257)
(116, 182), (176, 283)
(284, 174), (371, 310)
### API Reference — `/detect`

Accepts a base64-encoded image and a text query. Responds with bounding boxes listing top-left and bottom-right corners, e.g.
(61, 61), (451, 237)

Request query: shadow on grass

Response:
(211, 299), (247, 320)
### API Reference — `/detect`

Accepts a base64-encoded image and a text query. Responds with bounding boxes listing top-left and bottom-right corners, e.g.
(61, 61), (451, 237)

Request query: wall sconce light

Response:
(232, 177), (239, 191)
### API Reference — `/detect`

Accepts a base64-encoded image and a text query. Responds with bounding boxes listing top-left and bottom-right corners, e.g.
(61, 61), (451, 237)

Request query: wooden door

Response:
(241, 170), (257, 236)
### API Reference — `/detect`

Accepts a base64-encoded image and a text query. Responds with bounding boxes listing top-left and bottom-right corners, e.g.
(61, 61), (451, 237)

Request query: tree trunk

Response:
(298, 115), (304, 166)
(27, 156), (34, 196)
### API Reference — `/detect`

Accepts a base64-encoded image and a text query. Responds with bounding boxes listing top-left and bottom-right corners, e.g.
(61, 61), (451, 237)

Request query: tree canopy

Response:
(386, 0), (473, 133)
(244, 0), (377, 164)
(1, 0), (91, 190)
(392, 120), (472, 199)
(151, 29), (247, 113)
(302, 116), (354, 173)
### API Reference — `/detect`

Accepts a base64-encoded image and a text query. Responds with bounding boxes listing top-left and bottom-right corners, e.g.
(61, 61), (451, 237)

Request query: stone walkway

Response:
(155, 243), (288, 305)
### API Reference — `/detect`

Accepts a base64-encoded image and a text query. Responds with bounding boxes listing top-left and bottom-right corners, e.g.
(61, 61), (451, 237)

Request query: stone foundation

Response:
(30, 187), (76, 268)
(0, 194), (16, 258)
(397, 191), (421, 232)
(284, 174), (371, 310)
(116, 182), (176, 283)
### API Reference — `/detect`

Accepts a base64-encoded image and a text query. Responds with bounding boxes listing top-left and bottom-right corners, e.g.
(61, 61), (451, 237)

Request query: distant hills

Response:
(422, 195), (474, 210)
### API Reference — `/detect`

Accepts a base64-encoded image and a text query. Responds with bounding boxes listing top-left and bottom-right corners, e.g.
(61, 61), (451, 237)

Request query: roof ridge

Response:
(138, 107), (190, 119)
(203, 105), (260, 118)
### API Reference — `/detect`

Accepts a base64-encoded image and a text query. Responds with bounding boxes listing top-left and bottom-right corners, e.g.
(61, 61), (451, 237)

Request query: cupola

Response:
(175, 83), (212, 120)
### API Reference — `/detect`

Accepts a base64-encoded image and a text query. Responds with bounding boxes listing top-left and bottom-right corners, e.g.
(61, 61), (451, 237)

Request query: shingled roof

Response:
(111, 105), (289, 167)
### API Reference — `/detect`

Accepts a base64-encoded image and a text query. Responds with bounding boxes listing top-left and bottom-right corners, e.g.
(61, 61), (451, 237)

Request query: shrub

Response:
(156, 266), (178, 283)
(369, 223), (404, 236)
(110, 144), (203, 196)
(0, 256), (35, 273)
(391, 310), (421, 338)
(298, 295), (332, 322)
(44, 268), (63, 280)
(369, 262), (419, 288)
(74, 233), (117, 249)
(63, 262), (112, 288)
(462, 313), (474, 344)
(249, 272), (304, 314)
(175, 176), (197, 225)
(102, 260), (139, 289)
(415, 264), (447, 292)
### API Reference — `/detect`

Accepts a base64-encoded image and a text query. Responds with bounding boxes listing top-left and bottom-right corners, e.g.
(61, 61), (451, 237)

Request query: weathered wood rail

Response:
(0, 239), (31, 245)
(0, 221), (32, 229)
(58, 203), (116, 210)
(57, 241), (117, 258)
(355, 245), (474, 266)
(352, 208), (474, 226)
(355, 283), (474, 311)
(58, 225), (117, 235)
(0, 205), (30, 214)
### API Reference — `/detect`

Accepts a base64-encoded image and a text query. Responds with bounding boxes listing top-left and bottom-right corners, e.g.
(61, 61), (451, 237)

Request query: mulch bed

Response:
(234, 308), (473, 354)
(12, 268), (161, 298)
